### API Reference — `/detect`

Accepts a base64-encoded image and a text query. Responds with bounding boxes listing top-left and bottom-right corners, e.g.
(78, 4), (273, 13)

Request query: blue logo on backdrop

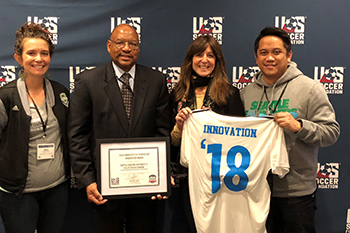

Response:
(0, 66), (17, 87)
(27, 16), (59, 44)
(275, 16), (306, 45)
(154, 67), (181, 93)
(232, 66), (259, 90)
(193, 17), (224, 44)
(314, 66), (345, 95)
(111, 17), (142, 42)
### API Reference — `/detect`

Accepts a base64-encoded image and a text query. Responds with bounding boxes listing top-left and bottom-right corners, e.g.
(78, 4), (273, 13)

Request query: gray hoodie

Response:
(240, 61), (340, 197)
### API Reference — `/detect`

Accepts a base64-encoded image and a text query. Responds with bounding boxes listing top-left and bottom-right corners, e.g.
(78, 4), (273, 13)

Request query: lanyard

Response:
(26, 82), (49, 139)
(117, 76), (134, 94)
(259, 81), (289, 115)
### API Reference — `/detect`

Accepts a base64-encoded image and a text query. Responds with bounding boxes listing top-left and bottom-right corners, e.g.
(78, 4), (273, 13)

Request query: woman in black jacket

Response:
(0, 22), (70, 233)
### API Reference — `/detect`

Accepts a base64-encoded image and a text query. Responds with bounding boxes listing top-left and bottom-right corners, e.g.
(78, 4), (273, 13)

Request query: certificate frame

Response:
(96, 137), (171, 199)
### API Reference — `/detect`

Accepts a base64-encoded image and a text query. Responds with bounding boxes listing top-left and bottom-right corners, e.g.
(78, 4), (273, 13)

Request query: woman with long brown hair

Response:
(170, 35), (245, 232)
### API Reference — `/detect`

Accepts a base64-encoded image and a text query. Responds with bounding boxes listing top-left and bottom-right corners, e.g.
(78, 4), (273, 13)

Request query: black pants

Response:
(266, 192), (317, 233)
(91, 198), (156, 233)
(179, 179), (197, 233)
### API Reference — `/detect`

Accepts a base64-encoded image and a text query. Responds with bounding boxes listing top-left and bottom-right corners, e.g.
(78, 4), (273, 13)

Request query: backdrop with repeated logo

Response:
(0, 0), (349, 232)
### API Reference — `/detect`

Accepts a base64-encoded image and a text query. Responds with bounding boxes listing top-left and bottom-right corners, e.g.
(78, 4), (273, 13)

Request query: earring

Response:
(18, 68), (26, 79)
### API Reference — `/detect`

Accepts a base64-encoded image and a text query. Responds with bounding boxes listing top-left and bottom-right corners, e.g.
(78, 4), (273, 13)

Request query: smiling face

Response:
(255, 35), (292, 85)
(192, 45), (216, 77)
(14, 38), (51, 79)
(107, 24), (140, 72)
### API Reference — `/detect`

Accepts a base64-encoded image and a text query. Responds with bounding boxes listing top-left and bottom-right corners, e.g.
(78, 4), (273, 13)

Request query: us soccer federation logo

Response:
(346, 209), (350, 233)
(314, 66), (345, 95)
(154, 67), (181, 93)
(111, 17), (142, 42)
(193, 17), (223, 44)
(199, 18), (217, 33)
(321, 67), (342, 82)
(282, 17), (302, 33)
(0, 66), (16, 87)
(232, 66), (259, 90)
(27, 16), (59, 44)
(69, 66), (96, 93)
(275, 16), (306, 45)
(316, 162), (339, 189)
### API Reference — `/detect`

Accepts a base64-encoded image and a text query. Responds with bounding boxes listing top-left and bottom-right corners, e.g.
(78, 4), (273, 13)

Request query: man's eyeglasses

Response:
(110, 40), (140, 50)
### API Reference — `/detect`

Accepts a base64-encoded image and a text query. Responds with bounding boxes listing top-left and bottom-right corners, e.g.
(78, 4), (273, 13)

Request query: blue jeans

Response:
(266, 191), (317, 233)
(0, 181), (69, 233)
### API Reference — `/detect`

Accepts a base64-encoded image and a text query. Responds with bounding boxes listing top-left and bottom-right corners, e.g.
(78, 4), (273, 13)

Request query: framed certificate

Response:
(96, 137), (171, 199)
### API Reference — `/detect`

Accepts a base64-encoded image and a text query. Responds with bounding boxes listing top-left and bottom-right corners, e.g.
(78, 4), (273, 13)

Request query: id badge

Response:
(37, 143), (55, 160)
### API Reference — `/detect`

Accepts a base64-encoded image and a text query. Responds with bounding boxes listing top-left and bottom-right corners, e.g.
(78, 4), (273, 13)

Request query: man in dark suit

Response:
(68, 24), (171, 233)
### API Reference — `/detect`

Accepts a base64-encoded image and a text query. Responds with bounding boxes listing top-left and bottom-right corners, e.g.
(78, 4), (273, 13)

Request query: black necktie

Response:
(121, 73), (133, 123)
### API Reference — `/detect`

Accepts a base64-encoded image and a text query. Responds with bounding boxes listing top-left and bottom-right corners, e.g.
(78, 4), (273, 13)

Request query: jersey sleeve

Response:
(270, 124), (289, 178)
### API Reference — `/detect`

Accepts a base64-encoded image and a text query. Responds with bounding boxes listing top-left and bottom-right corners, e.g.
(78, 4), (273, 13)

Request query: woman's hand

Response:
(175, 107), (192, 131)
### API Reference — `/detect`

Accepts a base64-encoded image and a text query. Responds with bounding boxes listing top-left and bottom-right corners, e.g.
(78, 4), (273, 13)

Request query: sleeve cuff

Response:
(171, 124), (182, 147)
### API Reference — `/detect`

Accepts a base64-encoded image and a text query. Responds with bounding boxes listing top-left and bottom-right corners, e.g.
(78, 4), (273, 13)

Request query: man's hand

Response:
(151, 194), (169, 200)
(86, 182), (108, 205)
(273, 112), (302, 133)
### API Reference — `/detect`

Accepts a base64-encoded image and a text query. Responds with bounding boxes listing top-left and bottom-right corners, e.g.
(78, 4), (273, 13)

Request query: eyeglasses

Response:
(110, 40), (140, 50)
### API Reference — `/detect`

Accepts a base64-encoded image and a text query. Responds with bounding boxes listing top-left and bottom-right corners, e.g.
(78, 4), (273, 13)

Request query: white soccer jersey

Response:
(181, 110), (289, 233)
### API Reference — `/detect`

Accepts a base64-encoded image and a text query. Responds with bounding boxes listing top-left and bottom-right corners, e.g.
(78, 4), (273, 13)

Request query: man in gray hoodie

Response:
(240, 27), (340, 233)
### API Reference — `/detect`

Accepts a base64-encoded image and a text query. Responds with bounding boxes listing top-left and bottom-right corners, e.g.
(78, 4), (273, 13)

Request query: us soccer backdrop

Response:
(0, 0), (349, 232)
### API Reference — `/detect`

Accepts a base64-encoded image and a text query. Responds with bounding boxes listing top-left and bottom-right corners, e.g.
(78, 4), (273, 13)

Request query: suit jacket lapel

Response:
(103, 62), (129, 134)
(130, 64), (148, 132)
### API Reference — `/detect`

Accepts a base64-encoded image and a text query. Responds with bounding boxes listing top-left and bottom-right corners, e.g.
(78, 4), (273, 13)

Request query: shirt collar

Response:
(112, 62), (136, 80)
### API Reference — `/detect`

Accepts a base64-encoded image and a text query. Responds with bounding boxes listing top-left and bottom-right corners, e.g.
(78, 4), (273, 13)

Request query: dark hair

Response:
(172, 35), (231, 105)
(254, 27), (292, 55)
(14, 22), (55, 57)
